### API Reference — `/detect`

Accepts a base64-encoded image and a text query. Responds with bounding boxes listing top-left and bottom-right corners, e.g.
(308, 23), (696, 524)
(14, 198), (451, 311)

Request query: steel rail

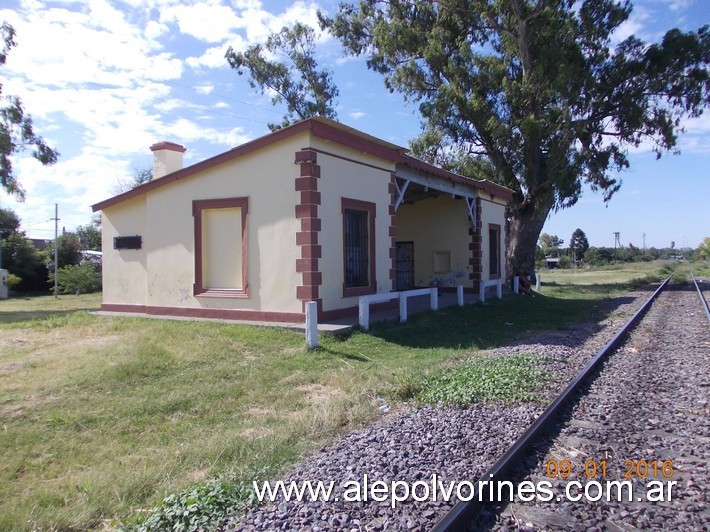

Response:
(431, 275), (673, 532)
(691, 273), (710, 322)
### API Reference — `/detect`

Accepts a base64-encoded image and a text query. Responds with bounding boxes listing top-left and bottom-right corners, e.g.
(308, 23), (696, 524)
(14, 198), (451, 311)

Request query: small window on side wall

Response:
(114, 236), (142, 250)
(489, 223), (501, 279)
(193, 197), (249, 298)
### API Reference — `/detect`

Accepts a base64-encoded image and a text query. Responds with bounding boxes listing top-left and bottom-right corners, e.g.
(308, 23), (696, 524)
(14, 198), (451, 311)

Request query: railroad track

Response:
(231, 275), (708, 531)
(434, 274), (710, 531)
(692, 272), (710, 321)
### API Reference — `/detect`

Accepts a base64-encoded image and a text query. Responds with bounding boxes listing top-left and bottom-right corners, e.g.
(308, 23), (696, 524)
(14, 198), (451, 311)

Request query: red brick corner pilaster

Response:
(469, 196), (483, 292)
(388, 174), (398, 291)
(294, 149), (322, 312)
(504, 204), (511, 282)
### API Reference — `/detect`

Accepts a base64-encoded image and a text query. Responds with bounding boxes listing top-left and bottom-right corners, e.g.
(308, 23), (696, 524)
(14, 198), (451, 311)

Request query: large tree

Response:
(569, 228), (590, 260)
(75, 222), (101, 251)
(321, 1), (709, 276)
(539, 232), (564, 257)
(225, 23), (339, 131)
(112, 165), (152, 195)
(0, 205), (20, 238)
(1, 22), (58, 199)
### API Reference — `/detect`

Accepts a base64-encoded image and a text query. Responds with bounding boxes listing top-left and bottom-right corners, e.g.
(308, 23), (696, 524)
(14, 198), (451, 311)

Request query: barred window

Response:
(342, 198), (376, 297)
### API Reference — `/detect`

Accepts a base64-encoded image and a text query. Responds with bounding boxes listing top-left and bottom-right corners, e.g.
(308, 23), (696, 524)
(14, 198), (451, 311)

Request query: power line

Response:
(21, 218), (53, 227)
(159, 79), (280, 115)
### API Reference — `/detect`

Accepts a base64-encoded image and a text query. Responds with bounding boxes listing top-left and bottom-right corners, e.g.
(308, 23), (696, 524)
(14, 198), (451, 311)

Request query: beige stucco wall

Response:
(395, 195), (473, 288)
(102, 132), (306, 313)
(312, 139), (395, 312)
(101, 126), (511, 317)
(480, 193), (508, 282)
(101, 196), (148, 305)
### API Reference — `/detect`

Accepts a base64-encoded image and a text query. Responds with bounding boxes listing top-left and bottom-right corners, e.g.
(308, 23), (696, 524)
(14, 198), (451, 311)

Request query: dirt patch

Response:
(0, 393), (60, 419)
(186, 468), (209, 482)
(239, 426), (273, 439)
(0, 360), (23, 375)
(245, 407), (276, 419)
(0, 336), (33, 348)
(296, 383), (345, 405)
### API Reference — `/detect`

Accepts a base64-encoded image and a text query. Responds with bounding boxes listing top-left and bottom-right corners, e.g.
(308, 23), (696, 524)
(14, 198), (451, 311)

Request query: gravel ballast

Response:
(481, 283), (710, 530)
(225, 284), (708, 531)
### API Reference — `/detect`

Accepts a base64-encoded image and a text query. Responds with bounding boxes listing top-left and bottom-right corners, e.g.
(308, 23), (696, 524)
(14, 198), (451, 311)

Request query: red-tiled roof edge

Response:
(398, 154), (514, 200)
(92, 117), (513, 211)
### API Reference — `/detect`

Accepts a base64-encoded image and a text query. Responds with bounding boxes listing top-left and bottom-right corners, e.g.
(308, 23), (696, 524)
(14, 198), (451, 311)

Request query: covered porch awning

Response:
(393, 163), (479, 228)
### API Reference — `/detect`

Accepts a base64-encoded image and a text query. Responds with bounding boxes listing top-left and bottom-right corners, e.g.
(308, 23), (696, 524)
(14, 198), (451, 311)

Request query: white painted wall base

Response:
(0, 269), (8, 299)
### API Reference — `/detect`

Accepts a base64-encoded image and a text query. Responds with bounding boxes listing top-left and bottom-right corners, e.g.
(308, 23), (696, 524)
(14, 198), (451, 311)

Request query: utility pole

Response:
(53, 203), (59, 298)
(614, 232), (621, 249)
(642, 233), (646, 250)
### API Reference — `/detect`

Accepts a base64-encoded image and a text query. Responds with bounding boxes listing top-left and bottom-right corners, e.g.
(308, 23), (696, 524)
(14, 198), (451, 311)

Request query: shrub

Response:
(7, 273), (22, 289)
(127, 479), (255, 532)
(53, 263), (102, 294)
(557, 256), (571, 269)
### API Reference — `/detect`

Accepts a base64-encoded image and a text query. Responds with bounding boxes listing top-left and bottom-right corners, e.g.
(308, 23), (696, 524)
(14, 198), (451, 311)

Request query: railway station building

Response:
(92, 117), (513, 323)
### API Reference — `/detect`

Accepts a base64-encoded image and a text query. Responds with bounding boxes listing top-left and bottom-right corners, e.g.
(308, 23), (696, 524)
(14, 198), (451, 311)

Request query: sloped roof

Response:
(92, 117), (513, 212)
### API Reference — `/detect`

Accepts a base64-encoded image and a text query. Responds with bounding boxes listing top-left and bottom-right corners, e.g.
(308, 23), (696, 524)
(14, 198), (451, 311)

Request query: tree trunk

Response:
(506, 201), (549, 280)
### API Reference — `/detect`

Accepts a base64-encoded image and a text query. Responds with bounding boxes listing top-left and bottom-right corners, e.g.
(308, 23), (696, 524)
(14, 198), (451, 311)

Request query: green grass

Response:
(0, 262), (688, 530)
(416, 354), (551, 406)
(538, 261), (667, 296)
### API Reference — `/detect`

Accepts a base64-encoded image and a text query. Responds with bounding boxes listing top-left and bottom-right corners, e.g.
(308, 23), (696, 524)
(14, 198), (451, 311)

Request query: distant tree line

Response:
(537, 228), (707, 269)
(1, 206), (101, 294)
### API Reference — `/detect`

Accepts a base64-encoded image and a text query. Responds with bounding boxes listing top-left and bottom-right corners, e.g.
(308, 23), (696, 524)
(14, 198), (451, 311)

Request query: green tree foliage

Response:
(570, 228), (590, 260)
(539, 233), (564, 257)
(0, 231), (47, 290)
(113, 166), (153, 195)
(0, 206), (48, 290)
(54, 262), (101, 295)
(321, 1), (710, 276)
(1, 22), (58, 199)
(44, 233), (81, 272)
(75, 222), (101, 251)
(1, 231), (40, 278)
(225, 23), (339, 131)
(698, 237), (710, 260)
(0, 205), (20, 238)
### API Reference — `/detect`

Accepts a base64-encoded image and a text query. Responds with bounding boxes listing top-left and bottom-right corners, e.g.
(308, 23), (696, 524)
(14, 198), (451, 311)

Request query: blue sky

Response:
(1, 0), (708, 249)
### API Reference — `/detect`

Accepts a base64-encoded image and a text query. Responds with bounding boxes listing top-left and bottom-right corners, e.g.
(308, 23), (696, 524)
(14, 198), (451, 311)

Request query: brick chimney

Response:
(150, 141), (186, 180)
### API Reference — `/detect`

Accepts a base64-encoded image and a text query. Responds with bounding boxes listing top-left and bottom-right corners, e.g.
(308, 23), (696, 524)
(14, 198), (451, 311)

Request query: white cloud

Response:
(179, 0), (324, 66)
(1, 4), (182, 91)
(187, 44), (234, 69)
(683, 113), (710, 135)
(677, 114), (710, 153)
(196, 83), (215, 95)
(350, 111), (365, 120)
(145, 19), (169, 40)
(232, 0), (263, 9)
(668, 0), (692, 11)
(610, 5), (651, 44)
(160, 3), (245, 43)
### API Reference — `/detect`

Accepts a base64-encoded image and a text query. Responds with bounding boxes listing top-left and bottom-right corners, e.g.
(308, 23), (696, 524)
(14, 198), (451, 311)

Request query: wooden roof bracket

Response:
(394, 178), (411, 211)
(465, 196), (477, 229)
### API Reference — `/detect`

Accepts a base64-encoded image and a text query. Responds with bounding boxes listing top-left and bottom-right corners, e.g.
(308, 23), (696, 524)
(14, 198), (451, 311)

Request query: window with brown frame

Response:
(342, 198), (376, 297)
(489, 223), (501, 279)
(193, 197), (249, 298)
